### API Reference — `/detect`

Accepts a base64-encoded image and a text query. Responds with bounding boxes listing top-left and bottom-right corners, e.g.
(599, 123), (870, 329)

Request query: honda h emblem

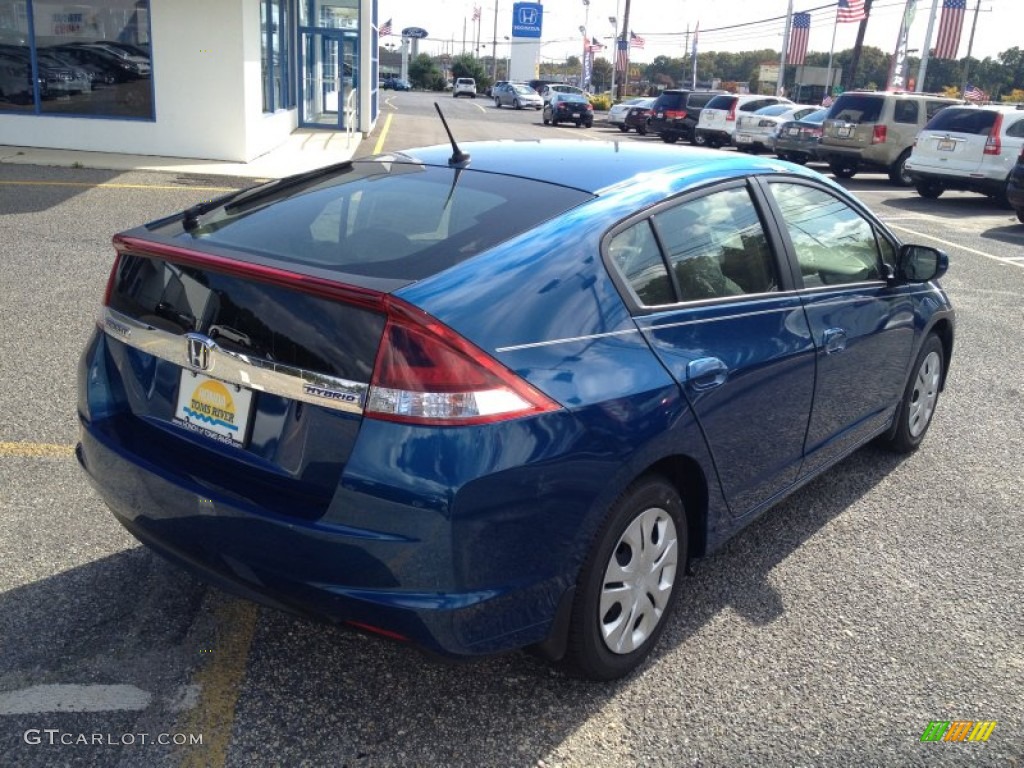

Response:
(518, 7), (538, 24)
(185, 333), (215, 371)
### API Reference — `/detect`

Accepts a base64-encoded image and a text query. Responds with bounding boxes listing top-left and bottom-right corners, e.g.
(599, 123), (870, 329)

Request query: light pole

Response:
(608, 15), (617, 98)
(504, 36), (511, 80)
(580, 0), (590, 88)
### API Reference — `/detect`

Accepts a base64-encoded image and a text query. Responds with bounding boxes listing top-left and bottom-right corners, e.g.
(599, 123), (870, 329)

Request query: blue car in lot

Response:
(77, 141), (954, 680)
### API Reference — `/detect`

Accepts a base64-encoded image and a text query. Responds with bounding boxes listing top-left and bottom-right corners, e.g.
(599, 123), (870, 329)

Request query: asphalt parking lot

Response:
(1, 97), (1023, 767)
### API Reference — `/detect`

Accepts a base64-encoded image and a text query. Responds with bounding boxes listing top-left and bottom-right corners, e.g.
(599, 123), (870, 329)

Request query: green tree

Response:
(591, 57), (613, 93)
(451, 54), (491, 92)
(408, 53), (440, 90)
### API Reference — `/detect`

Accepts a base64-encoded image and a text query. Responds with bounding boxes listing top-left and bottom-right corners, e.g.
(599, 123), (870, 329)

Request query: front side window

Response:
(770, 183), (882, 288)
(653, 187), (778, 301)
(0, 0), (153, 119)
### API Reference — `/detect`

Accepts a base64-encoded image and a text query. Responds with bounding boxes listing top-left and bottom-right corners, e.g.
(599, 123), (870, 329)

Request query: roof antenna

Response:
(434, 103), (470, 166)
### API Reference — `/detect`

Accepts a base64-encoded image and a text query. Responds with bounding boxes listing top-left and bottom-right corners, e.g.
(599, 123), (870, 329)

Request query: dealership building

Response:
(0, 0), (387, 161)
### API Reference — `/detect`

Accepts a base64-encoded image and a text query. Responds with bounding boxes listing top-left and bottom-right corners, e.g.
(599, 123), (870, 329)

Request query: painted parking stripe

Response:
(0, 441), (74, 458)
(0, 180), (239, 192)
(0, 684), (152, 714)
(888, 224), (1024, 270)
(373, 112), (394, 155)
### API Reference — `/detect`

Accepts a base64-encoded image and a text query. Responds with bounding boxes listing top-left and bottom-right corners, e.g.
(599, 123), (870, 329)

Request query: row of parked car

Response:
(608, 89), (1024, 222)
(0, 41), (150, 104)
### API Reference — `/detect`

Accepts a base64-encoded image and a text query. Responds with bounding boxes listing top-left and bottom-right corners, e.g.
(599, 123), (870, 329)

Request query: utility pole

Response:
(846, 0), (874, 90)
(959, 0), (982, 96)
(491, 2), (499, 82)
(615, 0), (631, 101)
(916, 0), (941, 92)
(778, 0), (793, 97)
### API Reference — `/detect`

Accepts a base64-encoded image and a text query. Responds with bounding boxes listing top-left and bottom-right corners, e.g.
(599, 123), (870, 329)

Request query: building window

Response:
(262, 0), (294, 112)
(0, 0), (153, 120)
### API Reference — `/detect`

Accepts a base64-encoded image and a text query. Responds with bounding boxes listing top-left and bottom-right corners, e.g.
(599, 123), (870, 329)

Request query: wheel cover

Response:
(599, 507), (678, 655)
(908, 350), (941, 438)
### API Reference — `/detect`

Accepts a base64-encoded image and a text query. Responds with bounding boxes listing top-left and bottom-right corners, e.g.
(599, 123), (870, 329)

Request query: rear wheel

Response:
(662, 133), (679, 144)
(830, 160), (858, 179)
(618, 124), (630, 133)
(915, 181), (944, 199)
(637, 124), (647, 136)
(691, 133), (706, 147)
(881, 334), (944, 453)
(494, 98), (501, 108)
(563, 475), (686, 680)
(513, 98), (522, 110)
(1017, 209), (1024, 224)
(889, 149), (914, 187)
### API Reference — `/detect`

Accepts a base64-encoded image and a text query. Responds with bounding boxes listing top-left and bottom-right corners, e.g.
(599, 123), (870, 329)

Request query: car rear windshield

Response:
(175, 160), (593, 281)
(686, 93), (719, 109)
(827, 94), (884, 123)
(654, 92), (685, 110)
(705, 95), (737, 110)
(924, 107), (998, 135)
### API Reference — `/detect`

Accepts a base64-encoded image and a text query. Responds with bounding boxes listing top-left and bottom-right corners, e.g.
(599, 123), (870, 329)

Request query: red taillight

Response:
(984, 113), (1004, 155)
(665, 110), (684, 120)
(585, 103), (593, 111)
(726, 101), (737, 122)
(366, 298), (560, 426)
(872, 124), (887, 144)
(102, 252), (121, 305)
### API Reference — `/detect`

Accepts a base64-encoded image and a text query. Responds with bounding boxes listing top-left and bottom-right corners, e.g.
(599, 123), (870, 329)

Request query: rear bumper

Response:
(1008, 171), (1024, 209)
(695, 128), (733, 146)
(77, 416), (570, 658)
(818, 145), (897, 172)
(906, 167), (1007, 197)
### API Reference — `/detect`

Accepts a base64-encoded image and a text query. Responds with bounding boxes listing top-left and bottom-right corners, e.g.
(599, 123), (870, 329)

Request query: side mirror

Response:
(897, 244), (948, 283)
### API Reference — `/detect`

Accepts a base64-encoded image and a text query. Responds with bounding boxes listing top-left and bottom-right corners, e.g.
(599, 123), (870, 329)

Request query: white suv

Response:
(695, 94), (794, 148)
(906, 104), (1024, 205)
(453, 77), (477, 98)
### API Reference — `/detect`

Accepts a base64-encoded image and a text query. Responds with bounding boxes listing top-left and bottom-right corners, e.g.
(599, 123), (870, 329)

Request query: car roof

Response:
(382, 139), (820, 196)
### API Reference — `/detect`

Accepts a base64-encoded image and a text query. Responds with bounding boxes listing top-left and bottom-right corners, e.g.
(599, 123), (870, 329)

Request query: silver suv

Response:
(819, 91), (962, 186)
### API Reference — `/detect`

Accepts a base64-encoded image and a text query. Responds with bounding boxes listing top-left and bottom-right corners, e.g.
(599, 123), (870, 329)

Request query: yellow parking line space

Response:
(373, 112), (394, 155)
(0, 442), (75, 458)
(0, 180), (239, 192)
(178, 600), (259, 768)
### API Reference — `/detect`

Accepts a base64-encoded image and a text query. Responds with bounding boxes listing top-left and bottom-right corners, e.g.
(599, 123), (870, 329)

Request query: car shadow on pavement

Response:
(981, 223), (1024, 246)
(0, 167), (123, 215)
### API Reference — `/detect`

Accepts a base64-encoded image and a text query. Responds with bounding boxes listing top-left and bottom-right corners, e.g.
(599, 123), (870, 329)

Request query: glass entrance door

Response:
(300, 29), (358, 129)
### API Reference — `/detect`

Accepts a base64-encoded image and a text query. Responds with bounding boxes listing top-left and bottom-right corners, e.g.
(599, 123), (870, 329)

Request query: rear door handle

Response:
(823, 328), (848, 354)
(687, 357), (728, 391)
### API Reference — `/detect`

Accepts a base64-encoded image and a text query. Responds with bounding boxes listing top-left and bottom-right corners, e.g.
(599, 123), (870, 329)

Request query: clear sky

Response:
(379, 1), (1017, 65)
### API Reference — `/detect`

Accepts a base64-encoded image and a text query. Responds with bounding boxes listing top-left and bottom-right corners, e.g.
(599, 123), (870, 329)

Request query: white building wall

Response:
(0, 0), (298, 162)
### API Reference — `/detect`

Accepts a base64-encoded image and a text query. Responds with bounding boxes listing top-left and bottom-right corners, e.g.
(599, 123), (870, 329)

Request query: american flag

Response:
(788, 12), (811, 67)
(616, 38), (629, 73)
(964, 83), (987, 103)
(472, 5), (481, 22)
(378, 18), (392, 37)
(933, 0), (967, 59)
(586, 36), (605, 53)
(837, 0), (867, 23)
(630, 31), (645, 50)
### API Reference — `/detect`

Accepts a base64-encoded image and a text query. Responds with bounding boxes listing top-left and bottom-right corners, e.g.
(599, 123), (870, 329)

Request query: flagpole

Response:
(959, 0), (982, 97)
(916, 0), (941, 92)
(691, 22), (698, 88)
(778, 0), (793, 97)
(825, 8), (839, 103)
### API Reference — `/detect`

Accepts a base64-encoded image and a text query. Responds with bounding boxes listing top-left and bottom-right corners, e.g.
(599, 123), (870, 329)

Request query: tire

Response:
(562, 475), (686, 681)
(618, 124), (630, 133)
(551, 116), (559, 126)
(662, 133), (679, 144)
(637, 125), (647, 136)
(830, 160), (858, 179)
(1016, 208), (1024, 224)
(882, 334), (944, 454)
(691, 133), (706, 147)
(889, 149), (914, 186)
(513, 99), (522, 110)
(542, 112), (550, 125)
(494, 98), (501, 108)
(915, 182), (943, 199)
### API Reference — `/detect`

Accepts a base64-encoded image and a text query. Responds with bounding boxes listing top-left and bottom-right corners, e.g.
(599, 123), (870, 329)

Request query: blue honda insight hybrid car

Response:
(77, 141), (954, 680)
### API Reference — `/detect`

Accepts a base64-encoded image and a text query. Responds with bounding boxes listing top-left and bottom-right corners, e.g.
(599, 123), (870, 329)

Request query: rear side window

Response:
(653, 187), (777, 301)
(828, 94), (884, 123)
(181, 161), (593, 281)
(686, 92), (718, 109)
(1006, 118), (1024, 138)
(924, 108), (997, 135)
(893, 99), (919, 124)
(705, 95), (737, 111)
(608, 222), (673, 306)
(742, 99), (777, 113)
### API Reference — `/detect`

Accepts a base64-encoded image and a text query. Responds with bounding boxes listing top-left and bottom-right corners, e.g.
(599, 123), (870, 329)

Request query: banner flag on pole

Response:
(788, 12), (811, 66)
(837, 0), (867, 23)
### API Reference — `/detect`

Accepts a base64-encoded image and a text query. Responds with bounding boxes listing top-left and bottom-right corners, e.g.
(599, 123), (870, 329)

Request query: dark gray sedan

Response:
(774, 107), (829, 165)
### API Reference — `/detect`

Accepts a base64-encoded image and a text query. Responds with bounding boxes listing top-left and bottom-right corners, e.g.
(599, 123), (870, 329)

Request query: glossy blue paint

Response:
(77, 140), (955, 662)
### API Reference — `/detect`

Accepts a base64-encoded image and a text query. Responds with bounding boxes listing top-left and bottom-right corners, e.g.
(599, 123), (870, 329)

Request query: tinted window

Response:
(653, 187), (777, 301)
(754, 105), (792, 117)
(686, 92), (719, 109)
(742, 99), (778, 112)
(608, 221), (673, 306)
(705, 95), (737, 110)
(893, 99), (919, 124)
(925, 100), (955, 119)
(828, 94), (884, 123)
(185, 161), (593, 280)
(924, 107), (997, 134)
(1003, 117), (1024, 138)
(770, 183), (881, 288)
(654, 92), (685, 110)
